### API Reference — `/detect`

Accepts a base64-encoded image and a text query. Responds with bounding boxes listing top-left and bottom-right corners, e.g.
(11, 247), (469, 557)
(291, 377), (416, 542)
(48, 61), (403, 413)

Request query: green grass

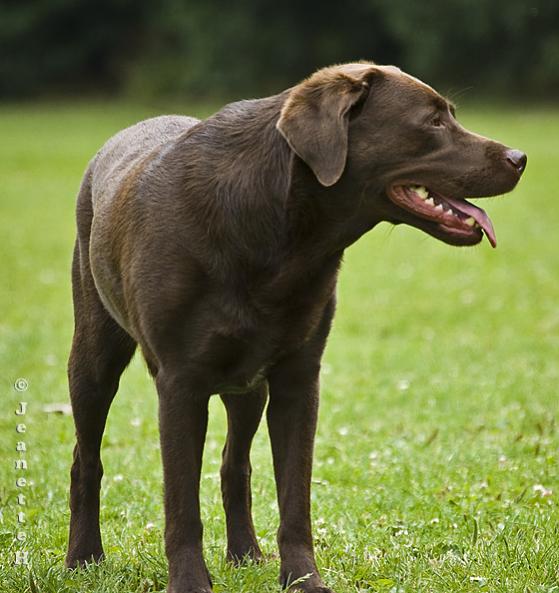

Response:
(0, 101), (558, 593)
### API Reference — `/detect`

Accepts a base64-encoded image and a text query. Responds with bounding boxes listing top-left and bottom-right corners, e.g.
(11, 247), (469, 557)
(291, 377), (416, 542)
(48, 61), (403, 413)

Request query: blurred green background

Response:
(1, 0), (558, 102)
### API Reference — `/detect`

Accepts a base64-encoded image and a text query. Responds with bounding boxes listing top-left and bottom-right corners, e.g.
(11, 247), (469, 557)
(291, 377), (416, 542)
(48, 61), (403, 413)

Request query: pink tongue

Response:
(444, 196), (497, 248)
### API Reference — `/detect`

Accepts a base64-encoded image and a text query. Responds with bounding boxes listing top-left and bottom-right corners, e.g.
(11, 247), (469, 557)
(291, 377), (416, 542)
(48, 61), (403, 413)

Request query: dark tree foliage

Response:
(0, 0), (150, 96)
(1, 0), (557, 99)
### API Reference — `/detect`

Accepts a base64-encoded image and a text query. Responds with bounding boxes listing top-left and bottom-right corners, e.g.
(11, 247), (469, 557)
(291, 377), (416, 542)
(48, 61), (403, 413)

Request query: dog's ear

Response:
(276, 65), (376, 187)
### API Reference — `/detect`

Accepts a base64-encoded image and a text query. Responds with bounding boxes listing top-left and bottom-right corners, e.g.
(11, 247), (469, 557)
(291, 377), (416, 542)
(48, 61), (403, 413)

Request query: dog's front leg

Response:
(156, 371), (212, 593)
(267, 356), (334, 593)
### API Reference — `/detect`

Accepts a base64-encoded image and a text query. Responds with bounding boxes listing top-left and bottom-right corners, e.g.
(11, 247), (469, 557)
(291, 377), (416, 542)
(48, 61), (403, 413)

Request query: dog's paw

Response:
(65, 551), (104, 569)
(226, 544), (264, 565)
(168, 588), (213, 593)
(289, 585), (334, 593)
(281, 574), (335, 593)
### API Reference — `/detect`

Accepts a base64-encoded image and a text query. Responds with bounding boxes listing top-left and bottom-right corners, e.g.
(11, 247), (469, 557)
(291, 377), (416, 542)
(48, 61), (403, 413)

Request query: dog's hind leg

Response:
(65, 166), (136, 568)
(220, 385), (267, 563)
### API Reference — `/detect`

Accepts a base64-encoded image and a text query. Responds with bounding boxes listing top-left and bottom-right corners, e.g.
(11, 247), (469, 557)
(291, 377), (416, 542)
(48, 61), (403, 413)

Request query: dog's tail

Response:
(74, 158), (96, 248)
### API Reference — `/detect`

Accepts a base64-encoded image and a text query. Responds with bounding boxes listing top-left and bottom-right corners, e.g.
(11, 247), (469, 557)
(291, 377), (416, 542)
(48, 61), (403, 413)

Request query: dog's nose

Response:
(505, 149), (527, 175)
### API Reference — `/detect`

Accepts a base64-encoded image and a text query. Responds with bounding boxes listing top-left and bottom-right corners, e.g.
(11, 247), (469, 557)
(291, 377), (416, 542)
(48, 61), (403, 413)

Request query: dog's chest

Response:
(200, 287), (332, 394)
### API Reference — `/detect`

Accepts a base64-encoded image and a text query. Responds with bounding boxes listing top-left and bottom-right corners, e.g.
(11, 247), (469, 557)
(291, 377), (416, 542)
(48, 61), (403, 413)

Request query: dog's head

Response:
(277, 62), (526, 248)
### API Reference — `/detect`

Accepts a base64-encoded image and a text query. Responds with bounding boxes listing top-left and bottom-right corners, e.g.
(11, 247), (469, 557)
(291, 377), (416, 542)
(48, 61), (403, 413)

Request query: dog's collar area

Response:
(388, 184), (496, 247)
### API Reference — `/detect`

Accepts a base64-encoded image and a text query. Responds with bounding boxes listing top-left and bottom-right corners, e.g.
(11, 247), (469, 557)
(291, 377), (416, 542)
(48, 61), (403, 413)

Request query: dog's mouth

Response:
(387, 184), (497, 248)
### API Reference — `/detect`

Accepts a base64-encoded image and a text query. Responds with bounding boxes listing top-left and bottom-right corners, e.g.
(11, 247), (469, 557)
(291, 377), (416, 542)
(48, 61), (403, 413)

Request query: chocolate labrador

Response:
(65, 61), (526, 592)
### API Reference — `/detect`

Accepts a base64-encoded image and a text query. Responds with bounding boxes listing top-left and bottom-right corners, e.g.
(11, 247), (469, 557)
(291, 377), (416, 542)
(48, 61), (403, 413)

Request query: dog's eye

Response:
(431, 115), (444, 128)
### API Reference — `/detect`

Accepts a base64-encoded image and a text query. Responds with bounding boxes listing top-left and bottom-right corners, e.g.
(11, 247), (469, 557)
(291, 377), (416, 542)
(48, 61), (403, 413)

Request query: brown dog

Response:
(65, 62), (526, 592)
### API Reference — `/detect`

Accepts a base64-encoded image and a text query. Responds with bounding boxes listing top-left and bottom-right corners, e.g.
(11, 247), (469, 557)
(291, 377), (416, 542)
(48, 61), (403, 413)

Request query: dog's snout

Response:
(505, 149), (527, 175)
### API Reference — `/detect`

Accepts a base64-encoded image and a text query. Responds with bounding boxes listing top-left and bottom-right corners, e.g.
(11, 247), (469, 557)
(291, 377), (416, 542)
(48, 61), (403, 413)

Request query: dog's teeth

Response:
(415, 186), (429, 200)
(434, 204), (444, 212)
(425, 197), (435, 206)
(464, 217), (476, 227)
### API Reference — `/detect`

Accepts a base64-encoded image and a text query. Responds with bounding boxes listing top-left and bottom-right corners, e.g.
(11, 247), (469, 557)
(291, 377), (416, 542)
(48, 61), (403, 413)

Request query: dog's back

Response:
(90, 115), (199, 212)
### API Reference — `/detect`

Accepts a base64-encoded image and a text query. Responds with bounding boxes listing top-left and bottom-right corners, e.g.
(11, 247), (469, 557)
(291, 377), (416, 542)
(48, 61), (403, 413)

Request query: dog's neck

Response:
(176, 93), (382, 287)
(286, 156), (384, 257)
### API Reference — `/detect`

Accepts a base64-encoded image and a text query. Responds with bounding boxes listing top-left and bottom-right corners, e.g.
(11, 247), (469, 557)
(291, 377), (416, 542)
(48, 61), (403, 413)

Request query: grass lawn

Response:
(0, 100), (558, 593)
